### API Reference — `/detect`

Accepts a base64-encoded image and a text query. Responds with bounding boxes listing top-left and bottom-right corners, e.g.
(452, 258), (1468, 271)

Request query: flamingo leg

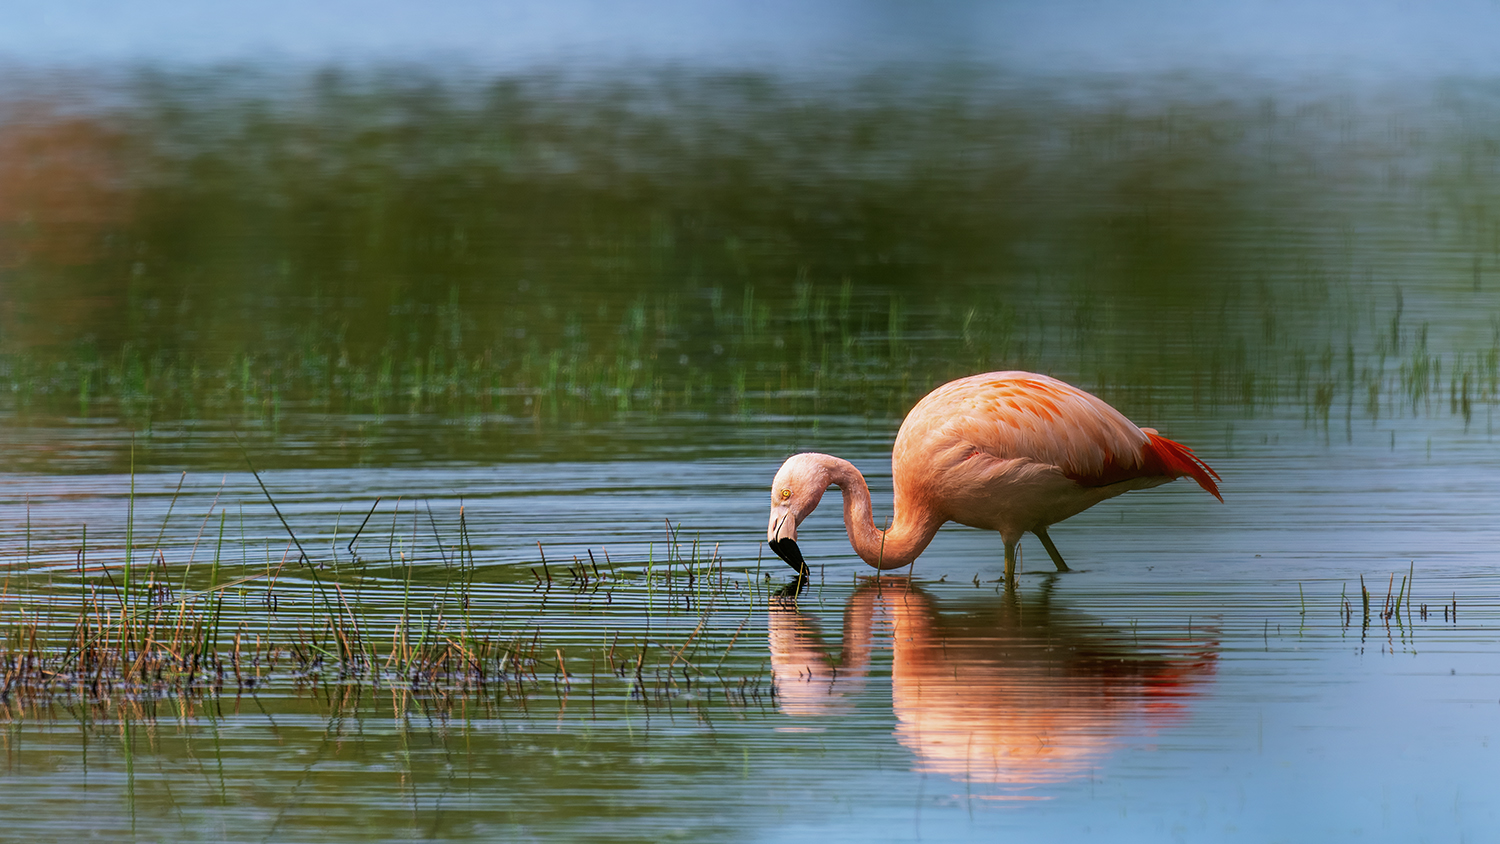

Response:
(1003, 536), (1019, 588)
(1034, 526), (1071, 572)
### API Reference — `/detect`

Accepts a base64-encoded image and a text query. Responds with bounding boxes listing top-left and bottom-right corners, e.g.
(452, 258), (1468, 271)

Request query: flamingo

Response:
(766, 371), (1221, 585)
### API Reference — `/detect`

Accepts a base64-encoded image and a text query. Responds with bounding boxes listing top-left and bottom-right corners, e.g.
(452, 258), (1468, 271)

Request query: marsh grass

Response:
(3, 287), (1496, 442)
(5, 69), (1500, 470)
(1, 468), (1468, 724)
(0, 477), (780, 724)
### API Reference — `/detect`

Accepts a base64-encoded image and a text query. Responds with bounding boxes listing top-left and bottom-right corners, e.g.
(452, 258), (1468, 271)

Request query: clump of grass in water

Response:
(0, 481), (774, 719)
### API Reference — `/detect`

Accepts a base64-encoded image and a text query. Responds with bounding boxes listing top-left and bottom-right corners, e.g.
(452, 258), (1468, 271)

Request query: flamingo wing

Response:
(904, 372), (1221, 500)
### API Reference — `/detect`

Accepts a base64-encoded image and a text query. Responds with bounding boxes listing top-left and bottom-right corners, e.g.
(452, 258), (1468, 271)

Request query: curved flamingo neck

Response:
(820, 456), (943, 570)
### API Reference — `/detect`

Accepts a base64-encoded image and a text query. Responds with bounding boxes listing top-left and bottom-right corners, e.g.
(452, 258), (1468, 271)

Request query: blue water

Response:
(3, 3), (1500, 838)
(5, 0), (1500, 81)
(2, 415), (1498, 840)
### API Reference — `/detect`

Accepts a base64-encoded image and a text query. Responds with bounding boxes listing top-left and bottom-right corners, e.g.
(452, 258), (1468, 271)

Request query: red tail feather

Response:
(1143, 432), (1223, 501)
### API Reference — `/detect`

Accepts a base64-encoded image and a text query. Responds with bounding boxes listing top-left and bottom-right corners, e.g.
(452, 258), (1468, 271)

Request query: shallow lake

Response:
(3, 21), (1500, 841)
(4, 427), (1499, 841)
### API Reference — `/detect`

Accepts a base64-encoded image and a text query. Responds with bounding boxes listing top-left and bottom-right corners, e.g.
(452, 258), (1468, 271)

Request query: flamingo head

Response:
(767, 453), (833, 575)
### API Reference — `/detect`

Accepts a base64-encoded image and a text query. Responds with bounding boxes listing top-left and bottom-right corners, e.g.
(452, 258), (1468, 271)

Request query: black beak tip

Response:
(768, 538), (808, 575)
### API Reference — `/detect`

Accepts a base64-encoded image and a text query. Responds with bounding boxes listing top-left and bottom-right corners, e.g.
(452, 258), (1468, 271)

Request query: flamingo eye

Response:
(779, 488), (792, 501)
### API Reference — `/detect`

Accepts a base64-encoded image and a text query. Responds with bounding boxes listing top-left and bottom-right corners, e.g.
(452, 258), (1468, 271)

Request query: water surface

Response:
(3, 51), (1500, 842)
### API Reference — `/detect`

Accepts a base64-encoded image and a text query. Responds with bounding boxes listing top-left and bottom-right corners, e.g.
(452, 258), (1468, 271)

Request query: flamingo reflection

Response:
(769, 579), (1218, 793)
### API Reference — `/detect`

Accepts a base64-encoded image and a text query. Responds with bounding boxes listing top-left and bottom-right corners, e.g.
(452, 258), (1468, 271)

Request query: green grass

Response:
(0, 485), (779, 719)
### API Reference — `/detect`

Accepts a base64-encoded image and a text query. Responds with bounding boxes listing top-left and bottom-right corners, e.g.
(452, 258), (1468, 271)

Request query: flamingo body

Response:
(767, 371), (1220, 583)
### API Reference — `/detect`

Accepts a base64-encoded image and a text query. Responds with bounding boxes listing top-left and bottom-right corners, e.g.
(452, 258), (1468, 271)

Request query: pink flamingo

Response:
(766, 371), (1221, 585)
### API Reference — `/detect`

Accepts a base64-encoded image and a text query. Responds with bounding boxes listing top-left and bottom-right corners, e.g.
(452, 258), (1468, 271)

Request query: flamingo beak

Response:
(767, 510), (808, 575)
(769, 537), (806, 574)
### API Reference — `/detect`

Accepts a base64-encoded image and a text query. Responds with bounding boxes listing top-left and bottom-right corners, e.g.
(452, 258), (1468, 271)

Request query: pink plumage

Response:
(767, 371), (1222, 584)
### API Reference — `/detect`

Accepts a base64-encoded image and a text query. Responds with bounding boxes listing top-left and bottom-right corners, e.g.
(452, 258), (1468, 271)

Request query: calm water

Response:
(3, 440), (1499, 841)
(4, 28), (1500, 842)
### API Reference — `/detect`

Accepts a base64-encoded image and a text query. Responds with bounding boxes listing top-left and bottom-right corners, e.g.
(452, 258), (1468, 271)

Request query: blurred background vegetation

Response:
(2, 68), (1498, 468)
